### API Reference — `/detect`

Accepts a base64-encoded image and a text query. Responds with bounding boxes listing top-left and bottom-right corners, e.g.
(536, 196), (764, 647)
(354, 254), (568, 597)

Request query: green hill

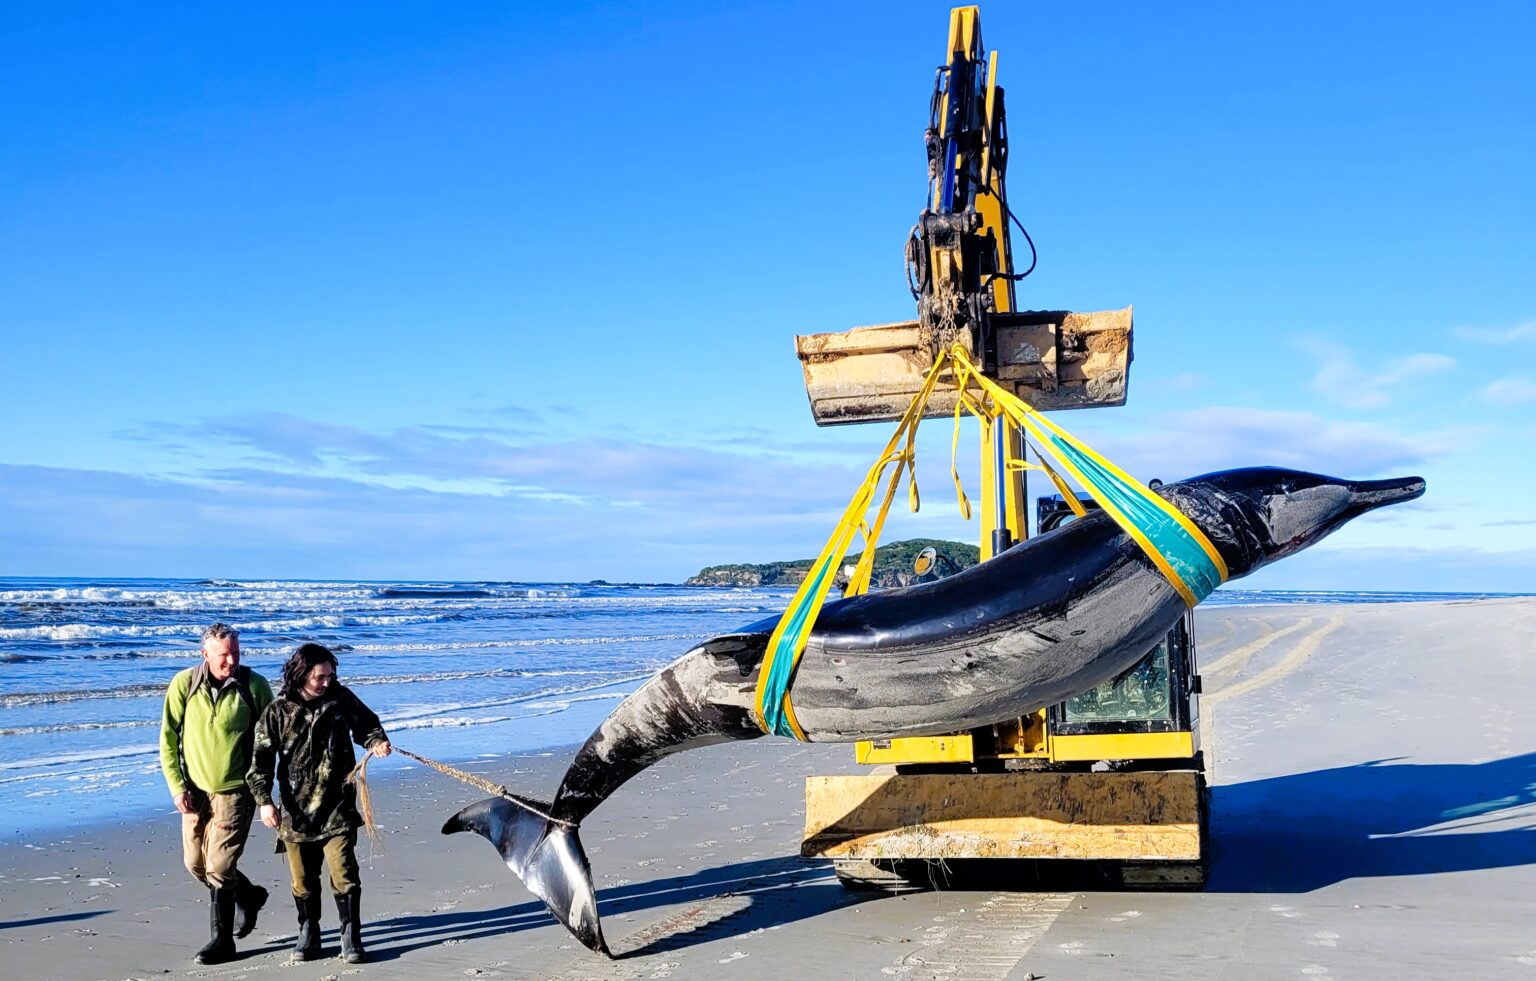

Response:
(685, 538), (980, 588)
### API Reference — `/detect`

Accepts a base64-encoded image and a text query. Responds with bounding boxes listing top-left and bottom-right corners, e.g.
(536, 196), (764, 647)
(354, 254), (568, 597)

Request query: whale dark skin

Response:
(443, 467), (1425, 955)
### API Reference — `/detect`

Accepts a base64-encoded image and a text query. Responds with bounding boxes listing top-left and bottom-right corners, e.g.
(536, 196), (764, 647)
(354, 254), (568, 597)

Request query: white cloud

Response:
(1481, 377), (1536, 407)
(1080, 406), (1463, 481)
(0, 461), (853, 581)
(1296, 339), (1456, 409)
(1453, 319), (1536, 344)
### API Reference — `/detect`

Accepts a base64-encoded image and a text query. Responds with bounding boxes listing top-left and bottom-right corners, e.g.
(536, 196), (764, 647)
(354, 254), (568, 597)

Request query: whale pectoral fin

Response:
(442, 797), (610, 957)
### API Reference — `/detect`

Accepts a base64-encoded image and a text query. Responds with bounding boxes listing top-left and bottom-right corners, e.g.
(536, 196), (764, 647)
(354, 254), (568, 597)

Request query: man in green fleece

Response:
(159, 623), (274, 965)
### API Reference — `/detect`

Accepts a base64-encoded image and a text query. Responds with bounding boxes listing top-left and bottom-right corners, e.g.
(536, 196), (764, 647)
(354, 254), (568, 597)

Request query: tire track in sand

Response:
(1200, 617), (1315, 683)
(547, 865), (847, 980)
(546, 893), (754, 980)
(1200, 616), (1341, 783)
(881, 891), (1074, 980)
(1203, 615), (1344, 708)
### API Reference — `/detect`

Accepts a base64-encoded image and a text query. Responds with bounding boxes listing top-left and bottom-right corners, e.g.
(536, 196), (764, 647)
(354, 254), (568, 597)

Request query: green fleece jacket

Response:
(159, 664), (274, 795)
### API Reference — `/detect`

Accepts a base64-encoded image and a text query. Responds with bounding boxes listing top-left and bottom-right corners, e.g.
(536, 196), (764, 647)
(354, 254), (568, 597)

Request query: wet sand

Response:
(2, 598), (1534, 980)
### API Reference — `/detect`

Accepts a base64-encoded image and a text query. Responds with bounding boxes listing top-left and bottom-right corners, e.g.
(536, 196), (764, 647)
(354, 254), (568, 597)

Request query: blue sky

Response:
(1, 2), (1532, 589)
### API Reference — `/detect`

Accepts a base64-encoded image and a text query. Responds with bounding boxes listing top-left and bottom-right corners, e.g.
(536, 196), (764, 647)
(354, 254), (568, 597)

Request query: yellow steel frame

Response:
(852, 5), (1196, 771)
(856, 732), (974, 765)
(1051, 731), (1198, 763)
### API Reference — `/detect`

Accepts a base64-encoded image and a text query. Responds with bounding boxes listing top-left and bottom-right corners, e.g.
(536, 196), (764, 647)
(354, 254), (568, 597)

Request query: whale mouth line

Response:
(1349, 475), (1426, 510)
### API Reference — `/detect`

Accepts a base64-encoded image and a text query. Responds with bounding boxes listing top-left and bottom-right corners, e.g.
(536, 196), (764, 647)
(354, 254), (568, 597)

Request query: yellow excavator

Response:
(795, 6), (1207, 890)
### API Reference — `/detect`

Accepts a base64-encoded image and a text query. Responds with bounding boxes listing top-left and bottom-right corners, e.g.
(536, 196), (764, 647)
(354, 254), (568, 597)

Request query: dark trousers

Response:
(284, 832), (360, 898)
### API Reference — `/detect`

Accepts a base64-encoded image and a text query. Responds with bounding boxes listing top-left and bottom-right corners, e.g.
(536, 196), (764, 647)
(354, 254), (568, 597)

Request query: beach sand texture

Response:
(2, 598), (1533, 980)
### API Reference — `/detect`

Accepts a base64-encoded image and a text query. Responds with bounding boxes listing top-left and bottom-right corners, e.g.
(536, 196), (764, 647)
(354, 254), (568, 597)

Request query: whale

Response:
(443, 467), (1424, 955)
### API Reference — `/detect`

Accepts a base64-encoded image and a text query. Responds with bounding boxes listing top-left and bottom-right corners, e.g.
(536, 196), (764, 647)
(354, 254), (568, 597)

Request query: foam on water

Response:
(0, 611), (460, 642)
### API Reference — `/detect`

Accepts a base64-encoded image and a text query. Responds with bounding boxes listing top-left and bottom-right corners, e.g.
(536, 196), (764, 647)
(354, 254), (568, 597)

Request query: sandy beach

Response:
(2, 597), (1533, 981)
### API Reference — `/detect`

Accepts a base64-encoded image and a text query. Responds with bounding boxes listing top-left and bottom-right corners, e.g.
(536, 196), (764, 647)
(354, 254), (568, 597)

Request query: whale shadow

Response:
(1207, 750), (1536, 892)
(359, 854), (870, 961)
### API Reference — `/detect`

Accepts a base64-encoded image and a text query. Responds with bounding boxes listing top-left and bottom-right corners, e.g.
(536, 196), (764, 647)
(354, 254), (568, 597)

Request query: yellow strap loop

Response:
(755, 341), (1230, 739)
(752, 349), (953, 738)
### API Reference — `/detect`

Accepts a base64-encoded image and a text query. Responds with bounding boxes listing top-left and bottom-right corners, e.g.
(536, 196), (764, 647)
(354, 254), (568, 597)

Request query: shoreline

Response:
(9, 592), (1529, 844)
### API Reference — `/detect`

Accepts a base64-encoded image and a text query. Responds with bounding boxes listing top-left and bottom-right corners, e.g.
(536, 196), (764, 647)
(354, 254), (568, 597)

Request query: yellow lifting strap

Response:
(752, 344), (1227, 740)
(751, 355), (951, 740)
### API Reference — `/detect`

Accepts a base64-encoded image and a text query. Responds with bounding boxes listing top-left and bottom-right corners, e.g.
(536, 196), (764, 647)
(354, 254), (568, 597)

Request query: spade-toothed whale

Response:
(443, 467), (1425, 955)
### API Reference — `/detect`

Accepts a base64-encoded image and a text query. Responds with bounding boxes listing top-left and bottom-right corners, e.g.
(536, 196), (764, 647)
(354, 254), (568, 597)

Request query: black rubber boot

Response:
(233, 879), (268, 939)
(334, 888), (364, 964)
(291, 893), (322, 962)
(193, 885), (238, 965)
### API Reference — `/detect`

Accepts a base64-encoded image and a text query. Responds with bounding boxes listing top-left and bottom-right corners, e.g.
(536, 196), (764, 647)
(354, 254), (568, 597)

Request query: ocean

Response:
(0, 576), (1524, 839)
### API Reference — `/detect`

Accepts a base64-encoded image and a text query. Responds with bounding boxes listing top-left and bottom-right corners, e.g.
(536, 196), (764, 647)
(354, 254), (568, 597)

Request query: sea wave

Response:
(0, 760), (164, 787)
(376, 587), (493, 599)
(2, 683), (168, 707)
(0, 744), (160, 775)
(0, 611), (460, 643)
(349, 667), (628, 687)
(0, 719), (156, 737)
(381, 675), (647, 726)
(347, 632), (708, 652)
(45, 632), (704, 660)
(522, 692), (628, 710)
(0, 660), (663, 708)
(387, 715), (512, 731)
(0, 679), (642, 772)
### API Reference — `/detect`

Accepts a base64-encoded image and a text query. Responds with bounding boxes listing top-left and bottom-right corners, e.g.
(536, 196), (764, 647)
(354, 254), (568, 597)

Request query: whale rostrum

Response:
(443, 467), (1425, 955)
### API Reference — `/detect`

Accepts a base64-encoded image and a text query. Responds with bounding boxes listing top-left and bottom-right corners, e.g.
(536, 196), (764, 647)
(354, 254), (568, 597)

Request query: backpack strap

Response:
(232, 665), (258, 717)
(233, 665), (260, 767)
(168, 667), (196, 793)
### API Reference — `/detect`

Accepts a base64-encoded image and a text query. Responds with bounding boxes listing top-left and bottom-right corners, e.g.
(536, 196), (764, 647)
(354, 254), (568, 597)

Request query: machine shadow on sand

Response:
(1206, 750), (1536, 892)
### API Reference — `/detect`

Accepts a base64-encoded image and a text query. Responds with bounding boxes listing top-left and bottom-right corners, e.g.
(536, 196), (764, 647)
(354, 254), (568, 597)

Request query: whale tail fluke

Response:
(442, 797), (610, 957)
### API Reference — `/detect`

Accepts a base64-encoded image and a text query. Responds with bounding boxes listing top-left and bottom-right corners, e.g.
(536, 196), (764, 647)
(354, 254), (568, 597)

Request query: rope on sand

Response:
(346, 746), (576, 843)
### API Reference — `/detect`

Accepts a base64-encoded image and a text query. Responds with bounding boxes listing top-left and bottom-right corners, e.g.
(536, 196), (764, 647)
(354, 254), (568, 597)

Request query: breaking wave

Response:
(0, 719), (156, 737)
(347, 632), (708, 652)
(0, 612), (460, 643)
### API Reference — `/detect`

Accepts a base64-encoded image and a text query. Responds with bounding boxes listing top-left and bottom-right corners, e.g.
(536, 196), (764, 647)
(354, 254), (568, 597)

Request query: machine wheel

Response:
(832, 858), (932, 892)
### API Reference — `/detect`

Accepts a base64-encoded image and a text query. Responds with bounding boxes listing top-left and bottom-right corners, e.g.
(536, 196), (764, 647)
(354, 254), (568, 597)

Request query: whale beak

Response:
(1347, 475), (1426, 513)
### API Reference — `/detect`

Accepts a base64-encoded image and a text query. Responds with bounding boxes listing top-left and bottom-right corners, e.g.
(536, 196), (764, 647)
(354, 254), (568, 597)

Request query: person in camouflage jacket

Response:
(247, 643), (390, 963)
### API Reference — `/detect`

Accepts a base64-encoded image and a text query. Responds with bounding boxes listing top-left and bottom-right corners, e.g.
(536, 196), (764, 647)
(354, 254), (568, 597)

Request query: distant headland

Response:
(685, 538), (980, 588)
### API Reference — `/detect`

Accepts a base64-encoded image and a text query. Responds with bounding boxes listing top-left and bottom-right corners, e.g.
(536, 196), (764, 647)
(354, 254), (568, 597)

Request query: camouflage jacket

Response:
(246, 684), (387, 843)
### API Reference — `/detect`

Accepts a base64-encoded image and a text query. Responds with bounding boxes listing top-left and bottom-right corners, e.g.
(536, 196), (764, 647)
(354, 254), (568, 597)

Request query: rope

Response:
(345, 746), (577, 835)
(348, 752), (384, 849)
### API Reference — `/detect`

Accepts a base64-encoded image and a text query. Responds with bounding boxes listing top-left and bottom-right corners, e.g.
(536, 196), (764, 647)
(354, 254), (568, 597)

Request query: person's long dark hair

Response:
(281, 642), (338, 699)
